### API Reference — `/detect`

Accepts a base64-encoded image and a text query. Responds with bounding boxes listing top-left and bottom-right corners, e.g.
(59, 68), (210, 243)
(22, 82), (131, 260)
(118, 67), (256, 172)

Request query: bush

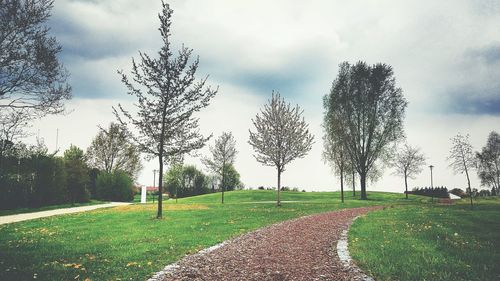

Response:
(164, 164), (210, 198)
(410, 186), (449, 198)
(96, 171), (134, 202)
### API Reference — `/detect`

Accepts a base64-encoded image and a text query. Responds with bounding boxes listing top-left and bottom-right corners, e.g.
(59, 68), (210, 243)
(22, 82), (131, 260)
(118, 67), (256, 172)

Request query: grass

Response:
(0, 200), (107, 217)
(0, 190), (414, 281)
(349, 197), (500, 281)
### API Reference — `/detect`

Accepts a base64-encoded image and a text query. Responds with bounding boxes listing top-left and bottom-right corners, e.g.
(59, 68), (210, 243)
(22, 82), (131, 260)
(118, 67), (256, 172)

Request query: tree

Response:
(248, 92), (314, 206)
(391, 143), (426, 199)
(164, 164), (210, 198)
(448, 133), (476, 208)
(114, 2), (217, 218)
(63, 145), (89, 203)
(0, 109), (31, 176)
(322, 127), (350, 202)
(202, 132), (237, 203)
(323, 61), (407, 200)
(86, 123), (143, 180)
(476, 131), (500, 194)
(222, 164), (242, 191)
(0, 0), (71, 115)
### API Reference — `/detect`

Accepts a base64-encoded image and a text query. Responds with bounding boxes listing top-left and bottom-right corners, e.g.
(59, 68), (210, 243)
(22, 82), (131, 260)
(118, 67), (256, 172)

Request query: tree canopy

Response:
(114, 1), (217, 218)
(323, 61), (407, 199)
(476, 131), (500, 193)
(0, 0), (71, 116)
(249, 91), (314, 206)
(202, 132), (237, 203)
(391, 142), (426, 199)
(86, 123), (143, 180)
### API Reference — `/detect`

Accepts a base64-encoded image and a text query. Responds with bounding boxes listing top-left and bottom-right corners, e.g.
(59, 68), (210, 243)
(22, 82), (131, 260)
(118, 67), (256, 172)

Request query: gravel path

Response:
(0, 202), (131, 225)
(159, 206), (382, 281)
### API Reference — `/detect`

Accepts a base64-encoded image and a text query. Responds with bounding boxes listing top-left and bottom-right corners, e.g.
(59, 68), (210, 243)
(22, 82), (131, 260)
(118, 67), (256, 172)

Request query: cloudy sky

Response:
(30, 0), (500, 193)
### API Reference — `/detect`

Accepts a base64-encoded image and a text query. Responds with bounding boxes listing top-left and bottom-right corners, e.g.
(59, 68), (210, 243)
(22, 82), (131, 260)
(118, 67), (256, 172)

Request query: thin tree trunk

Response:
(404, 174), (408, 199)
(157, 154), (163, 218)
(360, 171), (367, 200)
(352, 169), (355, 197)
(277, 168), (281, 207)
(221, 162), (225, 204)
(465, 168), (473, 209)
(340, 163), (344, 203)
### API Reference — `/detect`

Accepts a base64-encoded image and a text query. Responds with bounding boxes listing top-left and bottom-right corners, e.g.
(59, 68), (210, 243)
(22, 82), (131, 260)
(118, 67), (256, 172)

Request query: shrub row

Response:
(0, 143), (134, 210)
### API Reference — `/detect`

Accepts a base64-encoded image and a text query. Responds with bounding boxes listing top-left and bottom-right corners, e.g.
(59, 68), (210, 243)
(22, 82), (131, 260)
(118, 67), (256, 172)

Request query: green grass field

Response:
(349, 197), (500, 281)
(0, 190), (408, 281)
(0, 190), (497, 281)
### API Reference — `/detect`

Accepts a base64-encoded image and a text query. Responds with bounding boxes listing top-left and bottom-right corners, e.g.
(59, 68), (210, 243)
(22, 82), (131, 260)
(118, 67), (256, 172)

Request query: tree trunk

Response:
(221, 165), (225, 204)
(404, 173), (408, 199)
(360, 171), (367, 200)
(352, 169), (355, 197)
(157, 155), (163, 218)
(340, 165), (344, 203)
(465, 168), (473, 209)
(277, 168), (281, 207)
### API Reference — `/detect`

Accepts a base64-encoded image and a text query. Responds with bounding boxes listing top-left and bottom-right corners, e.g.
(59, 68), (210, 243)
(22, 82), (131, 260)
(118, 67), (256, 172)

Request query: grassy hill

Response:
(169, 189), (428, 204)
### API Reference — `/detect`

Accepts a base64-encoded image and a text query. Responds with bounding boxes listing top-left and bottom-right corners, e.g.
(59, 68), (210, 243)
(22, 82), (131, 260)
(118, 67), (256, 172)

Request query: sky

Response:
(28, 0), (500, 193)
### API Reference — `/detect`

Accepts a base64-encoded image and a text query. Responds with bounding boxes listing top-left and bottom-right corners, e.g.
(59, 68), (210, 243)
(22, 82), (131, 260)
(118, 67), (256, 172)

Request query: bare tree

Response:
(391, 142), (426, 199)
(86, 123), (143, 180)
(448, 133), (476, 208)
(202, 132), (237, 203)
(249, 92), (314, 206)
(114, 2), (217, 218)
(323, 61), (407, 200)
(0, 109), (31, 175)
(0, 0), (71, 116)
(476, 131), (500, 194)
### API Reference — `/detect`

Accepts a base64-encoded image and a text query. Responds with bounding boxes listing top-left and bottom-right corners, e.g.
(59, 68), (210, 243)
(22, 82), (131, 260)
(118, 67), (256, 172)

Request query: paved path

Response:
(0, 202), (131, 225)
(156, 206), (382, 281)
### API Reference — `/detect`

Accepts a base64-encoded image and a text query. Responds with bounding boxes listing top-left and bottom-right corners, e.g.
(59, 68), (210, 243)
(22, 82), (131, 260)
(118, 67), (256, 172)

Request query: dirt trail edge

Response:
(156, 206), (382, 281)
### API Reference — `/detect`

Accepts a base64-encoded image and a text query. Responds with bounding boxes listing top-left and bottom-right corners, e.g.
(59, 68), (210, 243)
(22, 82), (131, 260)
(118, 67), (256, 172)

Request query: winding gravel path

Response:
(159, 206), (381, 281)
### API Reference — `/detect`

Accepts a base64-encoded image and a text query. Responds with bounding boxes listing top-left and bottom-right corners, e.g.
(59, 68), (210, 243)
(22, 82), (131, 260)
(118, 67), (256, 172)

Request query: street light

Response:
(429, 165), (434, 188)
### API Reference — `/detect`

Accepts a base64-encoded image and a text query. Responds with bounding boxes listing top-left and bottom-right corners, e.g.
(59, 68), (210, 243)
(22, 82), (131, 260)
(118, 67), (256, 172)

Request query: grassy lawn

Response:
(349, 197), (500, 281)
(0, 200), (107, 217)
(0, 190), (416, 281)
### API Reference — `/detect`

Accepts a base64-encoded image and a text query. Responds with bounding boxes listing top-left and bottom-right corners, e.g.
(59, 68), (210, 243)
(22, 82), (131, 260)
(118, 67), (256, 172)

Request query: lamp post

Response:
(429, 165), (434, 188)
(429, 165), (434, 202)
(153, 169), (158, 203)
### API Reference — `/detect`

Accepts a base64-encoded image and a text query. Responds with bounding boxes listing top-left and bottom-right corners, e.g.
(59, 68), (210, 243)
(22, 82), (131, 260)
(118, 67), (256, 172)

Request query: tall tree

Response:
(322, 127), (350, 202)
(0, 0), (71, 115)
(249, 92), (314, 206)
(324, 61), (407, 200)
(86, 123), (143, 180)
(202, 132), (237, 203)
(476, 131), (500, 194)
(391, 142), (426, 199)
(114, 2), (217, 218)
(448, 133), (476, 208)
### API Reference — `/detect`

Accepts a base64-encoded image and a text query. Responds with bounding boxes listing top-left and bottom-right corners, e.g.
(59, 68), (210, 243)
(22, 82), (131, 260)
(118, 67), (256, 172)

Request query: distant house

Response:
(146, 186), (158, 192)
